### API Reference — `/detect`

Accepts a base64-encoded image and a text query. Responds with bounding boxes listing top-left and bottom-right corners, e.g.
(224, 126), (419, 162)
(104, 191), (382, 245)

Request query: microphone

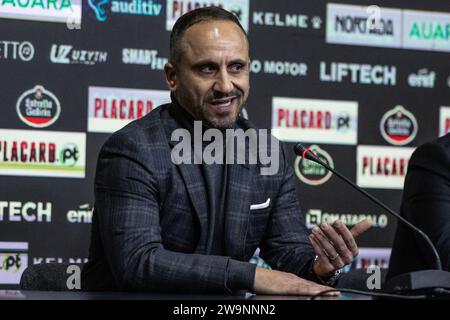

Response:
(294, 143), (450, 296)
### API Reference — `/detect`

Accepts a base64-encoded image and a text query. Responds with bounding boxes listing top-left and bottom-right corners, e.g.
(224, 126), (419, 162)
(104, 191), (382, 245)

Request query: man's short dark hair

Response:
(169, 6), (248, 64)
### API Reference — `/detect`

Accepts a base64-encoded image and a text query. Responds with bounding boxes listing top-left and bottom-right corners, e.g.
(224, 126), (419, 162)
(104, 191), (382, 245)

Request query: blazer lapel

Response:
(175, 163), (209, 253)
(162, 107), (209, 253)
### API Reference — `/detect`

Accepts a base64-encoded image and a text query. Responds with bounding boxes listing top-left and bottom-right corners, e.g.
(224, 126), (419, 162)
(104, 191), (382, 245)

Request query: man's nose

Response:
(214, 69), (234, 94)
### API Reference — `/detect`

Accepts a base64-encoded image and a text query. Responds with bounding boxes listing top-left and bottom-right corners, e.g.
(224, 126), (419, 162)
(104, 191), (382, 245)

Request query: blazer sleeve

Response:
(402, 140), (450, 270)
(258, 143), (316, 278)
(93, 131), (256, 293)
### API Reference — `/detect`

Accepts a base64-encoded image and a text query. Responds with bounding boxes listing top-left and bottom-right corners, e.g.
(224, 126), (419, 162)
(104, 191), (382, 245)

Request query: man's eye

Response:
(229, 64), (244, 73)
(200, 65), (216, 73)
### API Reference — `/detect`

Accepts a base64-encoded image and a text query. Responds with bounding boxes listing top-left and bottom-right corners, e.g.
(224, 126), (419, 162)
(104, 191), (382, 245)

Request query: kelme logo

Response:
(16, 85), (61, 128)
(380, 105), (418, 146)
(294, 145), (334, 186)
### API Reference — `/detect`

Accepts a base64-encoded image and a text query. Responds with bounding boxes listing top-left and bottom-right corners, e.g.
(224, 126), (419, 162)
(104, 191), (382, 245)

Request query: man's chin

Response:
(205, 114), (238, 129)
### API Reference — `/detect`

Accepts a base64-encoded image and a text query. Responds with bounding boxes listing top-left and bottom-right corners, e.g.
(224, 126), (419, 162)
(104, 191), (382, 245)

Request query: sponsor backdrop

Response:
(0, 0), (449, 288)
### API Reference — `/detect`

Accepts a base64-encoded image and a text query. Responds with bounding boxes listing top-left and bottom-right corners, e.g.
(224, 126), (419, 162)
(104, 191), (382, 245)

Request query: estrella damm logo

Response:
(295, 145), (334, 186)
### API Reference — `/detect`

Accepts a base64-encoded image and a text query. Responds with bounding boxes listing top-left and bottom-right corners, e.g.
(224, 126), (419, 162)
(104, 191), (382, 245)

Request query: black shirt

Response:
(169, 100), (228, 255)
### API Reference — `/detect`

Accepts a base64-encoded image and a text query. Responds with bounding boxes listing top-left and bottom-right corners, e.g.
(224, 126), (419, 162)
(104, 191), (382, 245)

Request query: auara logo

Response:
(294, 145), (333, 186)
(0, 0), (72, 10)
(380, 105), (418, 146)
(408, 20), (450, 41)
(88, 0), (162, 22)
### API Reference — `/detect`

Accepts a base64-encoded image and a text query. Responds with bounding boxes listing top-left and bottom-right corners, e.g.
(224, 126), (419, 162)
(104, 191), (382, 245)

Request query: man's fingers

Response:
(311, 227), (345, 268)
(254, 268), (340, 297)
(309, 234), (325, 256)
(294, 279), (340, 297)
(332, 220), (358, 256)
(309, 234), (334, 272)
(350, 219), (373, 238)
(319, 223), (353, 264)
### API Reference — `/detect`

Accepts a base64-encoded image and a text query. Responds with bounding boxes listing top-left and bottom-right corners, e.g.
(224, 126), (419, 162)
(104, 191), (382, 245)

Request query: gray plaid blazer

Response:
(82, 102), (315, 293)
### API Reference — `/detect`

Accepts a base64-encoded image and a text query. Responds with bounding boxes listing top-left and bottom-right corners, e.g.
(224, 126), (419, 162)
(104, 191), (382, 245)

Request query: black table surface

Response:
(0, 290), (370, 300)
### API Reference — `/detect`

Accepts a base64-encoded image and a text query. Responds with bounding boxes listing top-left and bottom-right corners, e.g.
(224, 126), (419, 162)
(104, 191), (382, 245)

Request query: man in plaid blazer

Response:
(82, 7), (370, 295)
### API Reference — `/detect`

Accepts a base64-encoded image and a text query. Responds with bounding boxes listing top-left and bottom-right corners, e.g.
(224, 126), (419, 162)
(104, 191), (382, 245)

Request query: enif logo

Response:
(294, 145), (334, 186)
(380, 105), (418, 146)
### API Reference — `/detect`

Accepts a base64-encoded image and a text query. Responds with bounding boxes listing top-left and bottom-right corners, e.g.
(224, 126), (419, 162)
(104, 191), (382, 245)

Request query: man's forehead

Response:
(185, 20), (245, 38)
(182, 20), (248, 52)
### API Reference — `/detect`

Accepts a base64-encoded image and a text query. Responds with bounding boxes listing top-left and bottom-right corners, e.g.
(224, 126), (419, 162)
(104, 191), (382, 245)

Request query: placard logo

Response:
(272, 97), (358, 145)
(0, 242), (28, 285)
(357, 145), (414, 189)
(88, 86), (170, 133)
(439, 106), (450, 137)
(0, 129), (86, 178)
(166, 0), (249, 31)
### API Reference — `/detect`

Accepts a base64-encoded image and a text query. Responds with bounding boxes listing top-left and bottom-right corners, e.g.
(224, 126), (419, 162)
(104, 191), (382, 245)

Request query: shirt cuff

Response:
(226, 259), (257, 293)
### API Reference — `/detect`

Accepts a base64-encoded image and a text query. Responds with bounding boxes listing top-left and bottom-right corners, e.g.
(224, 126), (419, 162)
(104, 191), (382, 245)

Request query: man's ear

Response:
(164, 62), (177, 91)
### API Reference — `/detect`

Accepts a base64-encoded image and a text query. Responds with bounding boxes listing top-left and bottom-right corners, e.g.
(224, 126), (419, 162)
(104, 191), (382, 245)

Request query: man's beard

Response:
(200, 99), (244, 129)
(178, 89), (247, 129)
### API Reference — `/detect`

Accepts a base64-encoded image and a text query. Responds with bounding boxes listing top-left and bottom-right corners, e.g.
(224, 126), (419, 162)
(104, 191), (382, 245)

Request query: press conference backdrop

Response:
(1, 0), (449, 288)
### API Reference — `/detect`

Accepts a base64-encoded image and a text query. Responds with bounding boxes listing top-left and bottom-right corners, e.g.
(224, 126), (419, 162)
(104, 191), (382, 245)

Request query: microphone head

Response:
(293, 143), (321, 164)
(293, 143), (308, 157)
(293, 143), (316, 159)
